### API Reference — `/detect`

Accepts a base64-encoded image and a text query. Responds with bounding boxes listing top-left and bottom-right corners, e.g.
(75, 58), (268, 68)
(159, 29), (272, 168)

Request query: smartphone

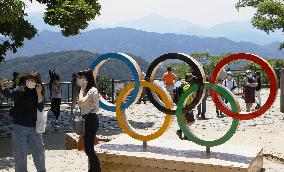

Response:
(1, 79), (12, 88)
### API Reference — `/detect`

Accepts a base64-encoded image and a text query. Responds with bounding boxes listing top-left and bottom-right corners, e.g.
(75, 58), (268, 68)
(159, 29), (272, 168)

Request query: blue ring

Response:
(90, 53), (141, 112)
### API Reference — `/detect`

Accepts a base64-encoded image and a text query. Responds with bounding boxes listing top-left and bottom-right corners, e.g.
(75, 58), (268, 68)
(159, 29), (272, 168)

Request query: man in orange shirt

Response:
(162, 67), (177, 100)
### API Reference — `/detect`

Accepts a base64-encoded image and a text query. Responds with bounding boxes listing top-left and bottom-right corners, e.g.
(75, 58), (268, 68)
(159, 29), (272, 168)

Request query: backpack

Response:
(173, 82), (187, 104)
(224, 79), (236, 91)
(173, 86), (183, 104)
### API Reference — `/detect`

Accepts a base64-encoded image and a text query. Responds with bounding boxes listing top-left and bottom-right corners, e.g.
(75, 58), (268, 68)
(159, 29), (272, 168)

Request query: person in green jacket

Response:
(176, 73), (196, 140)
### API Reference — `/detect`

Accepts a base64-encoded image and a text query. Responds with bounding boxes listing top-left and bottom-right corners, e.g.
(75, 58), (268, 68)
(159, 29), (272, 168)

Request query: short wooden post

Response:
(237, 75), (240, 94)
(143, 141), (147, 151)
(206, 147), (210, 158)
(67, 83), (70, 103)
(71, 77), (75, 115)
(280, 69), (284, 113)
(112, 79), (115, 103)
(206, 147), (210, 154)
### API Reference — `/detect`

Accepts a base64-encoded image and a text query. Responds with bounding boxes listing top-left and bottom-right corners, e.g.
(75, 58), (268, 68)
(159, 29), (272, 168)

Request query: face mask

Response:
(77, 79), (82, 86)
(26, 81), (36, 89)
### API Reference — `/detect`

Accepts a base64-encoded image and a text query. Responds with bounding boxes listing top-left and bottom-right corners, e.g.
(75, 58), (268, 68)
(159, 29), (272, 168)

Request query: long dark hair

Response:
(77, 70), (96, 92)
(49, 70), (60, 89)
(26, 72), (45, 96)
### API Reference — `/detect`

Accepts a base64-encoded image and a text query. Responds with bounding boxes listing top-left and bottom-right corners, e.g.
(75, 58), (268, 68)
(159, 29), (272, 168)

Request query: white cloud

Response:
(24, 0), (256, 26)
(23, 0), (46, 12)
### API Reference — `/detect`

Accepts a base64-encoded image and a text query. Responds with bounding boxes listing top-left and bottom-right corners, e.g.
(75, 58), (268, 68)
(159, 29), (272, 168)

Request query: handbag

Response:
(73, 115), (85, 135)
(36, 109), (47, 133)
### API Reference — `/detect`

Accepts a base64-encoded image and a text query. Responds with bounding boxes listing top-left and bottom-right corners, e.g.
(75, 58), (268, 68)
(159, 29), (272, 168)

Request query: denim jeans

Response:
(198, 92), (208, 115)
(12, 124), (46, 172)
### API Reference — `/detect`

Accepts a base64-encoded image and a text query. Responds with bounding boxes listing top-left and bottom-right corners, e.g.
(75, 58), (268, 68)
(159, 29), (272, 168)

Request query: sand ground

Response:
(0, 89), (284, 171)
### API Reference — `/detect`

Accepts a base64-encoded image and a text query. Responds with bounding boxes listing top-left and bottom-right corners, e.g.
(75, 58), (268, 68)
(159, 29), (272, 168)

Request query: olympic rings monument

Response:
(87, 53), (278, 172)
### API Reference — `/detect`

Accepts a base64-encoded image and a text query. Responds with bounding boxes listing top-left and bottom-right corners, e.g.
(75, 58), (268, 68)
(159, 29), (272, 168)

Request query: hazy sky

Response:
(24, 0), (256, 27)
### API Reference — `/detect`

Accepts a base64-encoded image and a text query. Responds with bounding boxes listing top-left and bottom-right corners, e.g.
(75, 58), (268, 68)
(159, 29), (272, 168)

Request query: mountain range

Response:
(5, 27), (284, 61)
(26, 13), (284, 45)
(0, 51), (151, 82)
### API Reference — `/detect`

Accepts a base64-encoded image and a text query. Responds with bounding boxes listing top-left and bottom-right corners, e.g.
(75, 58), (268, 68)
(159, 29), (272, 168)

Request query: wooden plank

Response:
(98, 153), (248, 172)
(95, 135), (263, 172)
(65, 133), (112, 150)
(248, 152), (264, 172)
(100, 161), (247, 172)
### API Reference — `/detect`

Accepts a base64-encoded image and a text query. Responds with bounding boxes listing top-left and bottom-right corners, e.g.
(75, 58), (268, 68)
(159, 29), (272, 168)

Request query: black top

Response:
(1, 87), (44, 127)
(255, 77), (261, 91)
(244, 77), (256, 93)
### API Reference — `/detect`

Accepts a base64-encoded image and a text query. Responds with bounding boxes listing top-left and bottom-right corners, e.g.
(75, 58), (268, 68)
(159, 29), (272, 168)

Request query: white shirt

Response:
(222, 79), (236, 93)
(80, 87), (100, 115)
(51, 84), (61, 98)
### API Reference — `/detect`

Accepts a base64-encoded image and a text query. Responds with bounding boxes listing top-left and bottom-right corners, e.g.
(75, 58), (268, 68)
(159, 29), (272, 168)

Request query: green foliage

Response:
(192, 53), (236, 75)
(97, 75), (111, 94)
(236, 0), (284, 50)
(167, 63), (192, 79)
(41, 0), (101, 36)
(0, 51), (151, 82)
(0, 0), (37, 63)
(0, 75), (4, 103)
(165, 53), (234, 78)
(0, 0), (101, 62)
(0, 0), (25, 23)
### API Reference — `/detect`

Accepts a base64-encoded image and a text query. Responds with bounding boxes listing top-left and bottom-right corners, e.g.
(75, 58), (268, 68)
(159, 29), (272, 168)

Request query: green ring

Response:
(176, 83), (239, 147)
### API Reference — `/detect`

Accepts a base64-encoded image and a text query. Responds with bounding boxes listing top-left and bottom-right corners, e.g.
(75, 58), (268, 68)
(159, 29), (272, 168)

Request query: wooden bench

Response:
(65, 133), (112, 151)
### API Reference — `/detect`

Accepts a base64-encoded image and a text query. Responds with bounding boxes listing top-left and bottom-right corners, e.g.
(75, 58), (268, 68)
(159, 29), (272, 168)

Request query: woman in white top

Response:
(222, 71), (237, 94)
(49, 71), (62, 127)
(77, 70), (101, 172)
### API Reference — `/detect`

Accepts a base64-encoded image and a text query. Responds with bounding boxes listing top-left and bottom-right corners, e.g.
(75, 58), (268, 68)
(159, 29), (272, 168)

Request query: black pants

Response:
(138, 89), (147, 104)
(185, 111), (195, 123)
(84, 113), (101, 172)
(51, 98), (61, 120)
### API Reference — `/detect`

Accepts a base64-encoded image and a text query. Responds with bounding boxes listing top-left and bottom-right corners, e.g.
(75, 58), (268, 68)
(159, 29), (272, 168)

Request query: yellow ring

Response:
(116, 80), (174, 142)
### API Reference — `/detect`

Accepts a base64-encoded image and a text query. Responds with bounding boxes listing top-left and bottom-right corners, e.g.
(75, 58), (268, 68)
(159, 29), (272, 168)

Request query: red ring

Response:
(210, 53), (278, 120)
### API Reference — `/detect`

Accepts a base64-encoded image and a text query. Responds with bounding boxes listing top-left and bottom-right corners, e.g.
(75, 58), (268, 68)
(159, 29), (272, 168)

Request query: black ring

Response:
(145, 53), (205, 115)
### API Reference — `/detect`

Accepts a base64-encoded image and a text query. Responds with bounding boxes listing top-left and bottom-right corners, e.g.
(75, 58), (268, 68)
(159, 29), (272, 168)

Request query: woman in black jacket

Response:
(0, 72), (46, 172)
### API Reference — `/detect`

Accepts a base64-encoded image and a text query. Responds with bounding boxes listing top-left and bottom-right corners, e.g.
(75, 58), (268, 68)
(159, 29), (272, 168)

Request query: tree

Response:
(0, 0), (101, 62)
(166, 53), (233, 78)
(236, 0), (284, 49)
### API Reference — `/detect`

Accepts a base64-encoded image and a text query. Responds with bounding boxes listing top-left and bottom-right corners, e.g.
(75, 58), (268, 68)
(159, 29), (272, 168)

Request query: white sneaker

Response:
(55, 120), (60, 128)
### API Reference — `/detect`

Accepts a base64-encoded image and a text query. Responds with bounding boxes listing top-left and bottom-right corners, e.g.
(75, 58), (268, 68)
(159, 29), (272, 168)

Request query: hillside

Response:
(0, 51), (151, 82)
(5, 28), (284, 61)
(26, 13), (283, 45)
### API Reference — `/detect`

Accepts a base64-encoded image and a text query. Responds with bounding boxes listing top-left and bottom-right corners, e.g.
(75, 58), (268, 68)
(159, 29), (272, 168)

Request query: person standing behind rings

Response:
(197, 76), (209, 120)
(138, 71), (147, 104)
(216, 79), (224, 117)
(222, 71), (237, 95)
(12, 72), (20, 89)
(0, 72), (46, 172)
(243, 70), (258, 112)
(77, 70), (101, 172)
(49, 71), (62, 128)
(162, 67), (177, 100)
(176, 73), (196, 140)
(254, 71), (262, 110)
